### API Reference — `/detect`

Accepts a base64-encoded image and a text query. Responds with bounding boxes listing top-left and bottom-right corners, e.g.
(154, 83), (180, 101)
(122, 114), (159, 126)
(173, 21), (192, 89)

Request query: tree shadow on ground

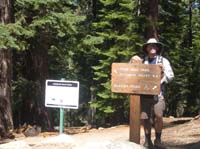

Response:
(165, 141), (200, 149)
(163, 119), (192, 129)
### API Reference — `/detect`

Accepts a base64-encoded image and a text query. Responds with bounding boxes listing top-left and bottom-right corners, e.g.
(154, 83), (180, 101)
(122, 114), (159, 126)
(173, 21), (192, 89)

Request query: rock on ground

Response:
(32, 134), (76, 149)
(32, 134), (145, 149)
(0, 134), (145, 149)
(0, 140), (31, 149)
(79, 140), (145, 149)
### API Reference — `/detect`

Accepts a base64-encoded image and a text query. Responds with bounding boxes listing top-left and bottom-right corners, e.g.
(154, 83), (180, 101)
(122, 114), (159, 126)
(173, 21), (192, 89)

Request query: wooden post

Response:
(129, 95), (140, 143)
(129, 60), (141, 144)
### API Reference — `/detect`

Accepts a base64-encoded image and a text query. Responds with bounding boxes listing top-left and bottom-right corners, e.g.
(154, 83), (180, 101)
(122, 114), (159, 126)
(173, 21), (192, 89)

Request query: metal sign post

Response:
(59, 107), (64, 134)
(59, 78), (65, 134)
(45, 79), (79, 134)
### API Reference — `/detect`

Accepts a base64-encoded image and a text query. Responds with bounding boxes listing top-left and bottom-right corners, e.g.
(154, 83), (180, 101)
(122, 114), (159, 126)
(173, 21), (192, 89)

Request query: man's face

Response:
(146, 44), (158, 55)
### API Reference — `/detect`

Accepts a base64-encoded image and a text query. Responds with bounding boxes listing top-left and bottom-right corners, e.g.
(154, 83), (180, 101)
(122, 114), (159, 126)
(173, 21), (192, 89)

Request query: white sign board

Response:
(45, 80), (79, 109)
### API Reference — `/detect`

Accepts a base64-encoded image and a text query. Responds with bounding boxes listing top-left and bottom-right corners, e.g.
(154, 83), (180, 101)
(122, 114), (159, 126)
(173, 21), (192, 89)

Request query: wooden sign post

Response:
(111, 63), (161, 144)
(129, 95), (140, 143)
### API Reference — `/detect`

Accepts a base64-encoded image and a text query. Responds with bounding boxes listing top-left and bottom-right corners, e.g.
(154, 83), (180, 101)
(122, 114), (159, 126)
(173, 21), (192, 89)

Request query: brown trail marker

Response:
(111, 62), (161, 143)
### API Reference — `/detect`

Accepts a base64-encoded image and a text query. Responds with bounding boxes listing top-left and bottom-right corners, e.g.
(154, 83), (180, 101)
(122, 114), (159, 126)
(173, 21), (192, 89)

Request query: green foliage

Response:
(87, 0), (142, 124)
(158, 1), (188, 117)
(0, 24), (19, 49)
(0, 0), (199, 128)
(12, 0), (86, 127)
(187, 9), (200, 115)
(160, 0), (200, 117)
(13, 0), (85, 78)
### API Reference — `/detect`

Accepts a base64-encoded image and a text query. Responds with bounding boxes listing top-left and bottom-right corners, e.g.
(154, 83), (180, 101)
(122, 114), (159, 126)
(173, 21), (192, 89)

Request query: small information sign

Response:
(111, 63), (161, 95)
(45, 80), (79, 109)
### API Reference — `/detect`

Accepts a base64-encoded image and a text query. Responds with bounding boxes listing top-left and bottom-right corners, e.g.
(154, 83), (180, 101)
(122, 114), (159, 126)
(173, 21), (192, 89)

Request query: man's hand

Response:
(157, 63), (164, 79)
(130, 55), (142, 63)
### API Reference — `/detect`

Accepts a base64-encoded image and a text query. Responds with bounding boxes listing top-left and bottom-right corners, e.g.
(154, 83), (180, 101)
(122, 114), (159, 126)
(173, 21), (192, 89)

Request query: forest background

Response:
(0, 0), (200, 137)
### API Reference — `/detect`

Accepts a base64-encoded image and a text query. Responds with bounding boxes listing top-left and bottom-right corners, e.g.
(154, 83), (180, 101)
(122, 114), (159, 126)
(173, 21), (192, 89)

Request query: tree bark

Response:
(146, 0), (158, 39)
(0, 0), (14, 137)
(23, 32), (52, 130)
(32, 37), (52, 130)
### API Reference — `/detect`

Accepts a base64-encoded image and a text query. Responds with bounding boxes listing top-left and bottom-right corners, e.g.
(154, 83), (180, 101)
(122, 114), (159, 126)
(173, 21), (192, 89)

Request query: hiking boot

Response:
(154, 139), (165, 149)
(143, 139), (154, 149)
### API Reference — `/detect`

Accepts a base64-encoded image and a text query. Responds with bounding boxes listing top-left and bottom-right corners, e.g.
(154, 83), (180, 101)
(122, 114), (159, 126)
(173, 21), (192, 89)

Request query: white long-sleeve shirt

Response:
(143, 55), (174, 84)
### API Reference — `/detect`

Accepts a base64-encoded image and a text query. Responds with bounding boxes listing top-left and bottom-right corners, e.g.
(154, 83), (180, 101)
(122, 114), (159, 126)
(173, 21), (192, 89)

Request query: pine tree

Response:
(185, 3), (200, 115)
(12, 0), (85, 128)
(0, 0), (14, 137)
(159, 0), (200, 116)
(86, 0), (142, 125)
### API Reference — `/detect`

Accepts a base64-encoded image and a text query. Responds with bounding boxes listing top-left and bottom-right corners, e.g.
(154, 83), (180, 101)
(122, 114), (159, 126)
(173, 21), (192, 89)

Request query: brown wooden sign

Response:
(111, 63), (161, 95)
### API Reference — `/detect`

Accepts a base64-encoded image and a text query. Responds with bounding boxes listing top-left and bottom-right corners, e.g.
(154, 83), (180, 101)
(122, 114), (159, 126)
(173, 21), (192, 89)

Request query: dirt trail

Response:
(0, 117), (200, 149)
(70, 117), (200, 148)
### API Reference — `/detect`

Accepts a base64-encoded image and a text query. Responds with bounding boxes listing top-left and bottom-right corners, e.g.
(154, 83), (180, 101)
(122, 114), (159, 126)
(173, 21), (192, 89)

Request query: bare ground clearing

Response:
(0, 117), (200, 149)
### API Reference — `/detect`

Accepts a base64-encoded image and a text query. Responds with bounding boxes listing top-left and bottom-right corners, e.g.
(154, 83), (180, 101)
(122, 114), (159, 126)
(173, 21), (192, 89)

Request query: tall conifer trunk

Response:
(0, 0), (14, 137)
(20, 33), (52, 130)
(32, 35), (52, 130)
(147, 0), (158, 38)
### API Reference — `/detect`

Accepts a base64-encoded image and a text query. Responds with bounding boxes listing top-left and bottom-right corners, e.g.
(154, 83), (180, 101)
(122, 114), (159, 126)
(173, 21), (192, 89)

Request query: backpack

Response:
(142, 55), (163, 64)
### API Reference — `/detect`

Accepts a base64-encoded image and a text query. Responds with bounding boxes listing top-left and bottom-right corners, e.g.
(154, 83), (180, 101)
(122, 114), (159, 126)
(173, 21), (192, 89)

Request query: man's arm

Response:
(161, 58), (174, 84)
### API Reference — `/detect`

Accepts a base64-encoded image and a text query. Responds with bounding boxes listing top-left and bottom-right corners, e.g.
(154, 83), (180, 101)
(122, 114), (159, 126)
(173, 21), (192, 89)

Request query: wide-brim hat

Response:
(142, 38), (163, 54)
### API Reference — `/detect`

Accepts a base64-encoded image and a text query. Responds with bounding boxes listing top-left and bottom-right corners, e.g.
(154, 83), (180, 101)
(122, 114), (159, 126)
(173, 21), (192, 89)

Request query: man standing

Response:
(130, 38), (174, 148)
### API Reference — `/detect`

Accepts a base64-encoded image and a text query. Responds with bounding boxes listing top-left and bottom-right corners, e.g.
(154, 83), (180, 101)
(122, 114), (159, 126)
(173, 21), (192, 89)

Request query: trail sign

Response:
(111, 63), (161, 95)
(45, 80), (79, 109)
(111, 62), (162, 143)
